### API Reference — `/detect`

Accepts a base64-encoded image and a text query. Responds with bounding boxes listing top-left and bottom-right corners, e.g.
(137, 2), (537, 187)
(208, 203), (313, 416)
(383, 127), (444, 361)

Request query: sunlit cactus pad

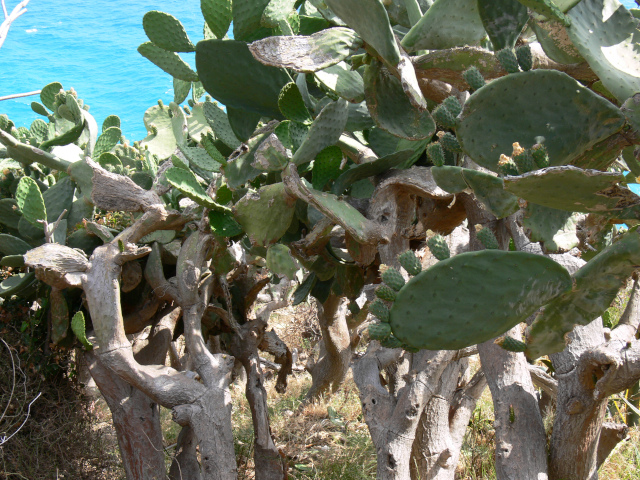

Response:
(389, 250), (572, 350)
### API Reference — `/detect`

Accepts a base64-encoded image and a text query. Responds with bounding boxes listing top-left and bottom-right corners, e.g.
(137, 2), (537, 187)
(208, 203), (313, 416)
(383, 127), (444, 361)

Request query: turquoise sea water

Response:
(0, 0), (638, 141)
(1, 1), (204, 140)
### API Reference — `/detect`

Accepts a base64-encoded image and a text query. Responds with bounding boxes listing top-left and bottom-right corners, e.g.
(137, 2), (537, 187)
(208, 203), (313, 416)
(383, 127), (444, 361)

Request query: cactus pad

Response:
(71, 311), (93, 350)
(369, 322), (392, 341)
(364, 59), (436, 141)
(427, 143), (445, 167)
(375, 284), (397, 302)
(380, 335), (403, 349)
(279, 82), (313, 124)
(526, 229), (640, 358)
(389, 251), (572, 350)
(292, 98), (348, 166)
(442, 96), (462, 117)
(439, 132), (462, 153)
(516, 44), (533, 71)
(504, 166), (640, 216)
(495, 335), (527, 352)
(456, 71), (625, 172)
(369, 299), (390, 323)
(138, 42), (199, 81)
(462, 66), (486, 91)
(143, 11), (195, 52)
(401, 0), (486, 51)
(432, 104), (457, 129)
(461, 169), (519, 219)
(566, 0), (640, 103)
(15, 177), (46, 228)
(427, 234), (450, 260)
(324, 0), (401, 66)
(382, 267), (405, 291)
(496, 48), (520, 74)
(196, 39), (290, 118)
(475, 226), (500, 249)
(477, 0), (529, 50)
(398, 250), (422, 276)
(233, 183), (296, 246)
(266, 244), (299, 280)
(431, 165), (468, 193)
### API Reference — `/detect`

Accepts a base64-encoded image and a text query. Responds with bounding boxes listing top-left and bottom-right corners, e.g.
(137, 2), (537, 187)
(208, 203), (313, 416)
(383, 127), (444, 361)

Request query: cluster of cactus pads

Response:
(2, 0), (640, 360)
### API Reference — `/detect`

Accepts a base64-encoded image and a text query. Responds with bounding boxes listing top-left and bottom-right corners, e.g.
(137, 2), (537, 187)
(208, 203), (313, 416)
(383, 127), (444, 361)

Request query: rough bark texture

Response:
(305, 293), (352, 401)
(169, 426), (201, 480)
(230, 303), (288, 480)
(410, 359), (487, 480)
(86, 351), (166, 480)
(464, 194), (549, 479)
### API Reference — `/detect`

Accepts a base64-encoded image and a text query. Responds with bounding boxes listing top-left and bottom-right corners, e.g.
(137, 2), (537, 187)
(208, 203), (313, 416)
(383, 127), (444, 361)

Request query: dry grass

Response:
(3, 298), (640, 479)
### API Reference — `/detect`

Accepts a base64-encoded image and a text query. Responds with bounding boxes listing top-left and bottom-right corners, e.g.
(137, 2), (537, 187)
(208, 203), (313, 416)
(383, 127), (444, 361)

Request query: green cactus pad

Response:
(522, 204), (579, 253)
(431, 166), (468, 193)
(476, 226), (500, 249)
(222, 132), (266, 189)
(427, 143), (445, 167)
(201, 0), (232, 39)
(567, 0), (640, 103)
(143, 11), (195, 52)
(312, 146), (343, 190)
(283, 164), (382, 244)
(93, 126), (121, 158)
(138, 42), (198, 81)
(531, 18), (582, 65)
(71, 311), (93, 350)
(227, 107), (262, 143)
(248, 27), (362, 73)
(527, 229), (640, 359)
(503, 166), (639, 215)
(382, 267), (405, 291)
(0, 255), (25, 268)
(0, 234), (32, 256)
(39, 82), (62, 111)
(203, 101), (241, 149)
(0, 199), (20, 230)
(0, 273), (36, 299)
(514, 150), (536, 174)
(531, 143), (549, 168)
(292, 98), (349, 166)
(262, 0), (296, 28)
(315, 62), (365, 103)
(43, 176), (74, 222)
(292, 273), (317, 306)
(165, 167), (228, 211)
(622, 94), (640, 135)
(496, 48), (520, 74)
(442, 96), (462, 117)
(499, 158), (519, 176)
(324, 0), (401, 66)
(427, 234), (450, 260)
(331, 149), (414, 196)
(375, 284), (397, 302)
(179, 144), (222, 173)
(196, 40), (290, 118)
(173, 78), (191, 104)
(432, 105), (457, 129)
(398, 250), (422, 276)
(266, 244), (299, 280)
(495, 335), (527, 352)
(461, 169), (519, 219)
(477, 0), (529, 50)
(389, 250), (572, 350)
(462, 66), (486, 91)
(102, 115), (121, 132)
(15, 177), (46, 229)
(140, 103), (185, 158)
(401, 0), (486, 51)
(369, 299), (390, 323)
(30, 119), (49, 142)
(381, 335), (403, 349)
(39, 119), (85, 151)
(233, 183), (296, 246)
(369, 322), (392, 341)
(364, 59), (436, 141)
(516, 0), (571, 25)
(232, 0), (270, 41)
(253, 134), (290, 171)
(516, 44), (533, 71)
(440, 133), (462, 153)
(456, 71), (625, 172)
(278, 82), (313, 124)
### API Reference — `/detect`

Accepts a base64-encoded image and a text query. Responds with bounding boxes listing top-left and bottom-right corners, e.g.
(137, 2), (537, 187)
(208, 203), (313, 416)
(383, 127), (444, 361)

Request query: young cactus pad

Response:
(389, 250), (572, 350)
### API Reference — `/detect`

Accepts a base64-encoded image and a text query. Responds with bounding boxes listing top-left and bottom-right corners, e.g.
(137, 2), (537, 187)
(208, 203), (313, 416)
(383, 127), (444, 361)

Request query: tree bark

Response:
(305, 293), (352, 401)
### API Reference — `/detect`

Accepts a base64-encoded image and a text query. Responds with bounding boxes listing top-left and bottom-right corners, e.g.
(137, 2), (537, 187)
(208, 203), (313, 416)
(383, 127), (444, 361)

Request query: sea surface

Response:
(0, 0), (638, 141)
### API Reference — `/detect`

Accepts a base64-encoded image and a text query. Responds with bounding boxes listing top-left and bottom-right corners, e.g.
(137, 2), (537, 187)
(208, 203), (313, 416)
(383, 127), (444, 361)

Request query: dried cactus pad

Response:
(389, 250), (572, 350)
